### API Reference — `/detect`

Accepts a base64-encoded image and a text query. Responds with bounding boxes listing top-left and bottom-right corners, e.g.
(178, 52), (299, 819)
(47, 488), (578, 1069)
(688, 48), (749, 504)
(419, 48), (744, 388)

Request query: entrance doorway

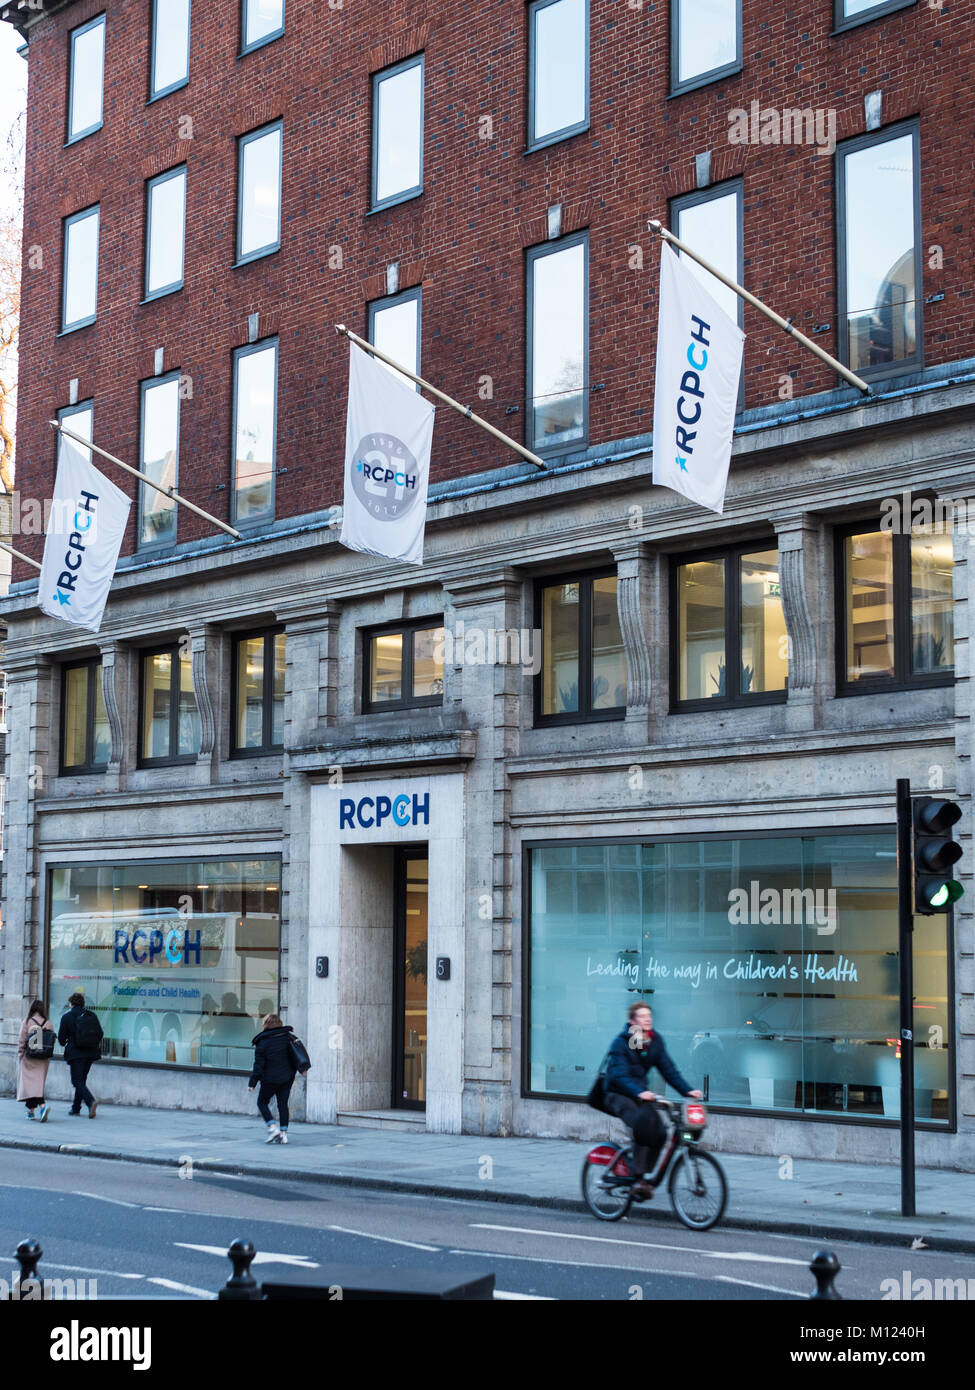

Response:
(393, 850), (428, 1109)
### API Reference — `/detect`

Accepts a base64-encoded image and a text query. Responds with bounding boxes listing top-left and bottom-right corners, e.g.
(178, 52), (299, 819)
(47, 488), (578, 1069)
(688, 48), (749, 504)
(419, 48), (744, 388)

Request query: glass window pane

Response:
(177, 651), (201, 757)
(677, 0), (737, 85)
(591, 577), (625, 709)
(675, 189), (740, 327)
(532, 0), (586, 144)
(143, 652), (173, 760)
(63, 666), (89, 768)
(679, 559), (726, 700)
(59, 405), (93, 464)
(843, 0), (889, 14)
(140, 378), (180, 545)
(845, 531), (894, 682)
(374, 61), (423, 204)
(147, 169), (186, 295)
(740, 550), (788, 693)
(412, 627), (444, 699)
(911, 527), (954, 674)
(236, 637), (265, 749)
(234, 344), (277, 521)
(63, 209), (99, 329)
(371, 296), (419, 389)
(152, 0), (191, 95)
(531, 241), (586, 450)
(271, 634), (286, 745)
(370, 633), (403, 703)
(843, 133), (916, 371)
(92, 667), (110, 766)
(69, 19), (105, 139)
(542, 582), (580, 714)
(245, 0), (284, 48)
(239, 126), (282, 259)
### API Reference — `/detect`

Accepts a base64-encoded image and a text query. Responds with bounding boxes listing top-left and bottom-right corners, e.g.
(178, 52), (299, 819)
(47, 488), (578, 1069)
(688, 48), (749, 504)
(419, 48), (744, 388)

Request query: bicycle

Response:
(581, 1097), (728, 1230)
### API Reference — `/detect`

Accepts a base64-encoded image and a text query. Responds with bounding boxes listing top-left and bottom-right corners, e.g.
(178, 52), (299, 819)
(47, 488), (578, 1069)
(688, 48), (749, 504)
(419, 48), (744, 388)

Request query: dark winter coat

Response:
(58, 1005), (101, 1063)
(604, 1025), (693, 1101)
(249, 1025), (298, 1088)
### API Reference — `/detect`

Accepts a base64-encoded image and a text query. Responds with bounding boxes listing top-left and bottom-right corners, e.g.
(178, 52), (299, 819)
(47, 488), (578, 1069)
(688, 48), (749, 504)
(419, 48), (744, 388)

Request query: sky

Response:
(1, 20), (27, 193)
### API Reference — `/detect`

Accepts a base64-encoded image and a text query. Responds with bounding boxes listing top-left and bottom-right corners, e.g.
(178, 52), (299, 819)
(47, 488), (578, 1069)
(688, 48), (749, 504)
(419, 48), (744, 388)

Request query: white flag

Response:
(340, 341), (435, 566)
(39, 436), (131, 633)
(652, 241), (745, 515)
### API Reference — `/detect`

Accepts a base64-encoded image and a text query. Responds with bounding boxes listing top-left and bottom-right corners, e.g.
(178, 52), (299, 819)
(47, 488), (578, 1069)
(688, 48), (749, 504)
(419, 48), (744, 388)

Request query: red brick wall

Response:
(12, 0), (975, 579)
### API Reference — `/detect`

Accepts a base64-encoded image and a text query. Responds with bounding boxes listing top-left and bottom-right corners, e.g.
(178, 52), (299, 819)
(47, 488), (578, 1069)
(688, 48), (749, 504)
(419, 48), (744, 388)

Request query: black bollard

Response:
(12, 1240), (44, 1301)
(218, 1239), (261, 1301)
(809, 1249), (842, 1299)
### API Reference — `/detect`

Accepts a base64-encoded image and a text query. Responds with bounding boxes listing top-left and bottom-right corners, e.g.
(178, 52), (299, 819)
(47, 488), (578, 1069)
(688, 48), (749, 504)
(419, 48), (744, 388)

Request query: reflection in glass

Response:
(245, 0), (284, 49)
(63, 666), (90, 769)
(542, 582), (580, 714)
(591, 577), (625, 709)
(140, 377), (179, 545)
(272, 634), (286, 745)
(911, 527), (954, 674)
(676, 189), (740, 328)
(374, 60), (423, 205)
(93, 671), (110, 766)
(177, 651), (200, 756)
(399, 856), (428, 1104)
(143, 652), (173, 760)
(238, 126), (282, 259)
(845, 531), (894, 681)
(678, 559), (725, 699)
(843, 133), (916, 370)
(413, 627), (444, 698)
(146, 169), (186, 295)
(151, 0), (191, 95)
(63, 210), (100, 329)
(371, 296), (419, 390)
(70, 20), (105, 139)
(237, 636), (265, 749)
(739, 550), (787, 693)
(531, 240), (586, 449)
(234, 343), (277, 521)
(371, 633), (403, 703)
(59, 406), (93, 464)
(677, 0), (737, 85)
(531, 0), (587, 144)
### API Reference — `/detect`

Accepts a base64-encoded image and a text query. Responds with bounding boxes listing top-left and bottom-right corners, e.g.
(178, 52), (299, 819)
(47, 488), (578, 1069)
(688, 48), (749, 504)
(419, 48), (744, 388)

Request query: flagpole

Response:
(335, 324), (549, 470)
(0, 537), (42, 570)
(49, 422), (243, 540)
(647, 220), (871, 396)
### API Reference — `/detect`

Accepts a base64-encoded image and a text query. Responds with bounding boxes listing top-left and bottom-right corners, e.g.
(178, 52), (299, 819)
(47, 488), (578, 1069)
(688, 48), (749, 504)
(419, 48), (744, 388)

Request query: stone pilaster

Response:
(186, 623), (222, 777)
(611, 539), (659, 742)
(98, 639), (128, 792)
(775, 514), (826, 732)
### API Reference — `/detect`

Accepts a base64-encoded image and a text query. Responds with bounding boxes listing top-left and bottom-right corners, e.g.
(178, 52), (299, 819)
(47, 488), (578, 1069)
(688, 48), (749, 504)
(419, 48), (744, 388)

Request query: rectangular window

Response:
(837, 123), (921, 378)
(60, 658), (110, 774)
(58, 401), (94, 464)
(232, 340), (277, 524)
(371, 55), (424, 211)
(368, 288), (421, 389)
(671, 0), (741, 95)
(674, 544), (788, 707)
(140, 644), (201, 766)
(242, 0), (285, 54)
(61, 207), (100, 333)
(834, 0), (917, 31)
(150, 0), (191, 100)
(673, 181), (743, 404)
(67, 15), (105, 143)
(139, 374), (181, 548)
(145, 166), (186, 299)
(364, 619), (444, 712)
(528, 0), (588, 151)
(232, 630), (286, 755)
(527, 233), (588, 454)
(236, 122), (282, 264)
(537, 571), (625, 723)
(838, 524), (953, 692)
(47, 857), (281, 1071)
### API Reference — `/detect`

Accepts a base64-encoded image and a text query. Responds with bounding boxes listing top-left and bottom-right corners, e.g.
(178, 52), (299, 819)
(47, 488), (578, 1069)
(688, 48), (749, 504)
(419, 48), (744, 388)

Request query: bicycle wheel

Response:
(581, 1145), (634, 1222)
(667, 1148), (728, 1231)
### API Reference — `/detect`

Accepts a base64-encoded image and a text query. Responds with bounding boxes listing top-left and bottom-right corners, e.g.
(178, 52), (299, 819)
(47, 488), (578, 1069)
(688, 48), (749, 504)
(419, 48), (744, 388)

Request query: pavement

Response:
(2, 1096), (974, 1253)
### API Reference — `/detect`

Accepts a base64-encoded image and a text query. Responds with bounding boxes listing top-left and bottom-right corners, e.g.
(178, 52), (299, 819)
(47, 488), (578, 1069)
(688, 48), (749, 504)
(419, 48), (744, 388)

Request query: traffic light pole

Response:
(896, 777), (916, 1218)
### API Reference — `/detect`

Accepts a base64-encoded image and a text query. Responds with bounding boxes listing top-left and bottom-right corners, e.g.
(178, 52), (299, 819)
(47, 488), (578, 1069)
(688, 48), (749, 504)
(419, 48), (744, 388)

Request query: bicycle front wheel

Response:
(668, 1148), (728, 1231)
(581, 1146), (634, 1222)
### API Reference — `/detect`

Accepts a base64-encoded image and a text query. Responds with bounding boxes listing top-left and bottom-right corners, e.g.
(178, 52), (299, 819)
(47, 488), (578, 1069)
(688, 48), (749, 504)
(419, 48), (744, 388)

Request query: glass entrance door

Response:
(393, 851), (428, 1109)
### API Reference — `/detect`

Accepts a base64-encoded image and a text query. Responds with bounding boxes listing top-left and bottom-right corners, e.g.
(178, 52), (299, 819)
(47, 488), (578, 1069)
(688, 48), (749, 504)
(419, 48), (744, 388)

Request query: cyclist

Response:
(603, 1000), (702, 1197)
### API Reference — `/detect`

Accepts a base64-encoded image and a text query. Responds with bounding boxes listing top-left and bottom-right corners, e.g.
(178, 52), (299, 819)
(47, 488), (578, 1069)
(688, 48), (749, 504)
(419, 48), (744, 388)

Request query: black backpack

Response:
(75, 1009), (103, 1052)
(26, 1021), (56, 1059)
(288, 1036), (311, 1073)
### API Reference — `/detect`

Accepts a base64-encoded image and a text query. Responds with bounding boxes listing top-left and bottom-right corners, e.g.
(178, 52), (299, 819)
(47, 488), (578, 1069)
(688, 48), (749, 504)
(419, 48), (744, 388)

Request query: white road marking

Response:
(714, 1274), (804, 1297)
(143, 1207), (184, 1213)
(450, 1248), (648, 1271)
(147, 1277), (214, 1298)
(329, 1225), (439, 1252)
(71, 1190), (141, 1208)
(469, 1224), (807, 1266)
(174, 1242), (319, 1267)
(494, 1290), (555, 1300)
(40, 1262), (145, 1280)
(700, 1250), (808, 1267)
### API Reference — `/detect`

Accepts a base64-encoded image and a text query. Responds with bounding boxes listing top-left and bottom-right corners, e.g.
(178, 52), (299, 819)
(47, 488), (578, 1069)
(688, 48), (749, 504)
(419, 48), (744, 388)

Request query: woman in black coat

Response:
(248, 1014), (304, 1143)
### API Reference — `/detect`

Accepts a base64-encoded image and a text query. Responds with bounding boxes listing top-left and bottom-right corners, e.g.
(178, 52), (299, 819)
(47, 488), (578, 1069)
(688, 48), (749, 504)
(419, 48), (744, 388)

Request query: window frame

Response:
(834, 521), (954, 697)
(370, 53), (425, 213)
(832, 0), (917, 35)
(66, 13), (106, 145)
(670, 178), (745, 409)
(525, 230), (590, 458)
(526, 0), (590, 154)
(230, 627), (286, 758)
(59, 657), (109, 776)
(235, 120), (283, 266)
(57, 400), (94, 462)
(669, 0), (742, 98)
(670, 540), (789, 712)
(137, 371), (182, 552)
(60, 205), (100, 335)
(149, 0), (191, 103)
(144, 164), (187, 301)
(367, 285), (423, 383)
(533, 567), (625, 727)
(835, 119), (923, 384)
(240, 0), (286, 56)
(231, 337), (279, 528)
(137, 641), (199, 769)
(362, 616), (445, 714)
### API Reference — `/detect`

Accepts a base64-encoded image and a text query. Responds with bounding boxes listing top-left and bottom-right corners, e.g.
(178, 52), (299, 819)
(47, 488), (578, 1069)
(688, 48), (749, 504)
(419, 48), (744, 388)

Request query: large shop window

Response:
(371, 55), (424, 211)
(527, 234), (588, 455)
(139, 644), (201, 766)
(67, 15), (105, 143)
(61, 658), (110, 775)
(537, 572), (625, 723)
(233, 629), (286, 755)
(47, 858), (281, 1071)
(838, 523), (954, 692)
(528, 0), (589, 151)
(364, 619), (445, 712)
(670, 0), (741, 95)
(674, 544), (788, 707)
(527, 835), (951, 1124)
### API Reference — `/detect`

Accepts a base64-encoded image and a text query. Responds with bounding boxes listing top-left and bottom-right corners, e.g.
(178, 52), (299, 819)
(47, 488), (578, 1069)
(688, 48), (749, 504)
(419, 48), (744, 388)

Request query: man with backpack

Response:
(58, 992), (104, 1117)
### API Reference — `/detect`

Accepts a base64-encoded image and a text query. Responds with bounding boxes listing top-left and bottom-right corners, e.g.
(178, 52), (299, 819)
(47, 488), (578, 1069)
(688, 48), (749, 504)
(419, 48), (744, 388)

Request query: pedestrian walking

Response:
(248, 1014), (311, 1144)
(17, 999), (56, 1122)
(58, 992), (104, 1117)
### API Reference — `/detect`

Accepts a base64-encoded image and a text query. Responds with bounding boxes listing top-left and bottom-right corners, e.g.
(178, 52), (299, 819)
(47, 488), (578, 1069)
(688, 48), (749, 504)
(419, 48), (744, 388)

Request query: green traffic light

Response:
(930, 884), (949, 908)
(926, 881), (964, 910)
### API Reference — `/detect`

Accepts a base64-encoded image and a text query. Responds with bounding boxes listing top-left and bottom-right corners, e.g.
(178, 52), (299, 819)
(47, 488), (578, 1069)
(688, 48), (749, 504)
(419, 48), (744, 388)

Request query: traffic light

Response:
(912, 797), (964, 914)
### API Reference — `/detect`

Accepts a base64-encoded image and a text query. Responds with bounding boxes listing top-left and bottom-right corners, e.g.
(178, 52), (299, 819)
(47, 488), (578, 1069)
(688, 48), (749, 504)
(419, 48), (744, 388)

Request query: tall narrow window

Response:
(242, 0), (285, 54)
(834, 0), (917, 30)
(140, 644), (200, 765)
(61, 658), (110, 774)
(364, 620), (444, 712)
(838, 123), (921, 378)
(58, 401), (94, 463)
(67, 15), (105, 143)
(233, 340), (278, 524)
(371, 55), (424, 210)
(233, 630), (286, 754)
(150, 0), (191, 100)
(536, 572), (625, 723)
(671, 0), (741, 95)
(527, 234), (588, 454)
(369, 288), (421, 390)
(673, 181), (744, 404)
(62, 207), (100, 333)
(237, 122), (282, 264)
(145, 166), (186, 299)
(139, 374), (181, 547)
(528, 0), (588, 150)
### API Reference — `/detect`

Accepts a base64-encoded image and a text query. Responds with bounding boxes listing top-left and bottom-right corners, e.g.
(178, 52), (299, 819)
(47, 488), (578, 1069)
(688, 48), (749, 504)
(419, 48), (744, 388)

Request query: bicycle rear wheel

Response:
(667, 1148), (727, 1230)
(581, 1145), (634, 1222)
